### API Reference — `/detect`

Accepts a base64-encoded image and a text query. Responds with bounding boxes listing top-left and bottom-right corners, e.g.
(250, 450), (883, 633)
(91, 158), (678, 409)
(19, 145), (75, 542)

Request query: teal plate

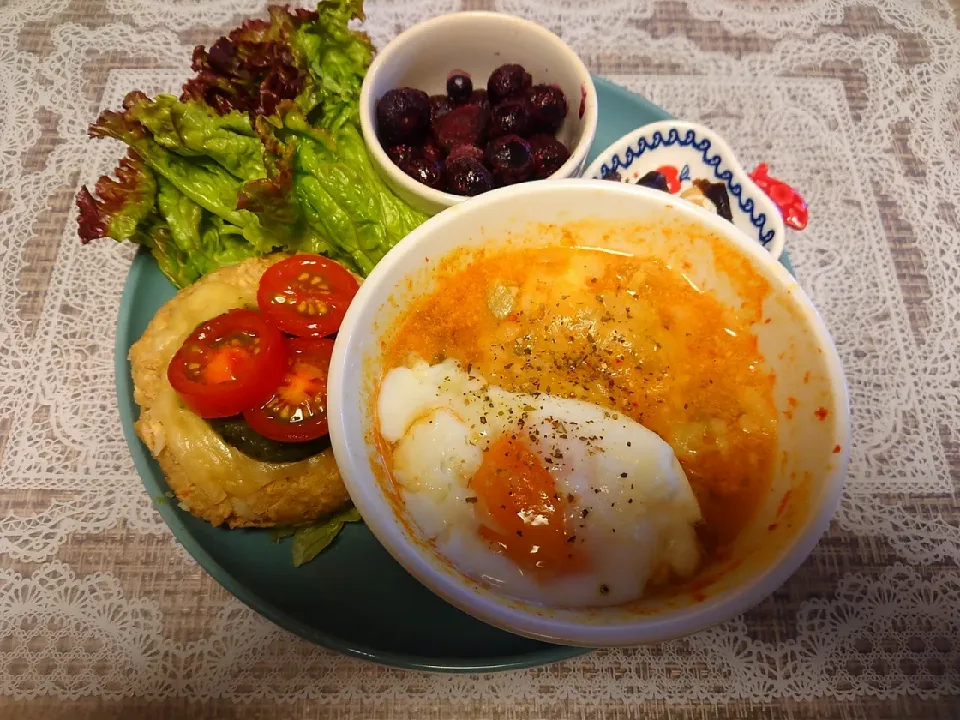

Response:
(116, 76), (794, 673)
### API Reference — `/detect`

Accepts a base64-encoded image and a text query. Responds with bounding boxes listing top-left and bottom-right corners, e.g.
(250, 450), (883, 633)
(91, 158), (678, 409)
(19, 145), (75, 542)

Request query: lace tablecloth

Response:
(2, 0), (959, 717)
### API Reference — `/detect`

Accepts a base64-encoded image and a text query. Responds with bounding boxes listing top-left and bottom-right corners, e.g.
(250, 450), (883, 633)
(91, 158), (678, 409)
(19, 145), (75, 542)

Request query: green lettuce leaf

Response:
(269, 527), (296, 542)
(77, 151), (158, 244)
(291, 0), (373, 131)
(77, 0), (427, 289)
(130, 216), (192, 287)
(89, 101), (282, 253)
(126, 93), (266, 181)
(291, 505), (362, 567)
(247, 105), (426, 275)
(154, 178), (259, 285)
(295, 123), (425, 274)
(116, 180), (260, 289)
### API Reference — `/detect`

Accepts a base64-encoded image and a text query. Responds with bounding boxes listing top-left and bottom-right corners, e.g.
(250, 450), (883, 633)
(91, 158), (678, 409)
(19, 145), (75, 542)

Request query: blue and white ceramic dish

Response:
(584, 121), (786, 260)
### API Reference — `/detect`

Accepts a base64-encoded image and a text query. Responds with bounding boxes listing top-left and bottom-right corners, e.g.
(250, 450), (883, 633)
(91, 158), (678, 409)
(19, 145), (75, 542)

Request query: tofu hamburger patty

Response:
(128, 255), (351, 528)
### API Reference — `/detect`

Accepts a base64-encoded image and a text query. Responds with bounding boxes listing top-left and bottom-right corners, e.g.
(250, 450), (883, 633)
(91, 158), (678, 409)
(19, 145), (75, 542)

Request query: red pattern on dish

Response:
(749, 163), (808, 230)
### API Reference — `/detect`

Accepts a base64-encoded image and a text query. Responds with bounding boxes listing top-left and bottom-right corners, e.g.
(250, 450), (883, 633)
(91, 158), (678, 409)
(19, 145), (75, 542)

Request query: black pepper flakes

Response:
(600, 584), (610, 595)
(465, 497), (478, 503)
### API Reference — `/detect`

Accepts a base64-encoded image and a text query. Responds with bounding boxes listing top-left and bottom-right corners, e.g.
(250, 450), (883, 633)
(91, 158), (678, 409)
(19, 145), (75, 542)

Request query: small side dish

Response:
(374, 65), (572, 195)
(131, 253), (361, 565)
(584, 121), (797, 260)
(358, 11), (598, 215)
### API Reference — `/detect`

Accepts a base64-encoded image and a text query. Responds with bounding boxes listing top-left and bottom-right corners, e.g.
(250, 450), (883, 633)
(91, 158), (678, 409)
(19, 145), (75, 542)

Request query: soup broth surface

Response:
(381, 240), (779, 590)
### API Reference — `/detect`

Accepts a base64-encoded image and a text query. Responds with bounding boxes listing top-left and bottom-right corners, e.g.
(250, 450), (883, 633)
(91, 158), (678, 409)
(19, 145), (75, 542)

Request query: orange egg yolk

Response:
(471, 436), (583, 576)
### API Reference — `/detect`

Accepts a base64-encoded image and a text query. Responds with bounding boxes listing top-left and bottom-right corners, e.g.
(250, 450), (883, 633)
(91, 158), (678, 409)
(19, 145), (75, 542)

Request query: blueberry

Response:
(446, 145), (485, 165)
(434, 104), (491, 151)
(485, 135), (534, 186)
(488, 64), (532, 105)
(385, 144), (422, 167)
(528, 134), (570, 179)
(399, 157), (444, 190)
(467, 89), (490, 110)
(376, 87), (431, 145)
(422, 138), (445, 165)
(445, 156), (494, 196)
(526, 84), (568, 133)
(489, 99), (533, 139)
(446, 71), (473, 105)
(429, 94), (452, 127)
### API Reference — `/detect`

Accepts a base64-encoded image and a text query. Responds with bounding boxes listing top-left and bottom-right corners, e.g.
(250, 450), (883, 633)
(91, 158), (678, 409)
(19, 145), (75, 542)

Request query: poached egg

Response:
(377, 358), (702, 607)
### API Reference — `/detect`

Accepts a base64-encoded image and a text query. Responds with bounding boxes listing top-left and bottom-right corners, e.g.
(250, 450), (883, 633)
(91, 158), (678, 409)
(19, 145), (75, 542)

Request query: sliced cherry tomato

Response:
(257, 255), (359, 338)
(167, 309), (287, 419)
(242, 338), (334, 442)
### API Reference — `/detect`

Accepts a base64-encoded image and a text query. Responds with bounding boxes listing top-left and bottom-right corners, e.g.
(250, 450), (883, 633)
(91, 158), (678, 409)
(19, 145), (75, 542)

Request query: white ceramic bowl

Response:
(584, 121), (788, 260)
(359, 12), (598, 216)
(328, 180), (849, 647)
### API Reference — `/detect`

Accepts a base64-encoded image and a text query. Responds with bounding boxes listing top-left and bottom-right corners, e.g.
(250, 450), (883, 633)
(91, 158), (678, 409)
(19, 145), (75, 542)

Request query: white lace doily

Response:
(1, 0), (959, 713)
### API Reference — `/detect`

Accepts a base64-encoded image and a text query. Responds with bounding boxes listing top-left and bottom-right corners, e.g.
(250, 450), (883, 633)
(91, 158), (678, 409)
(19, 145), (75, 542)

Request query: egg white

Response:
(377, 358), (703, 607)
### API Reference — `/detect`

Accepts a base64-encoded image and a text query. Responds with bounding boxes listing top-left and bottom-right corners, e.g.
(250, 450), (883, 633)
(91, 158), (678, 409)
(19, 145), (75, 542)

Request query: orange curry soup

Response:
(382, 243), (778, 574)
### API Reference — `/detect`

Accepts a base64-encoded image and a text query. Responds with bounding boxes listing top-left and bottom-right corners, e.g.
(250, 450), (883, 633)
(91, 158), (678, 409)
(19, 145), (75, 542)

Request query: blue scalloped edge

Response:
(598, 127), (775, 248)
